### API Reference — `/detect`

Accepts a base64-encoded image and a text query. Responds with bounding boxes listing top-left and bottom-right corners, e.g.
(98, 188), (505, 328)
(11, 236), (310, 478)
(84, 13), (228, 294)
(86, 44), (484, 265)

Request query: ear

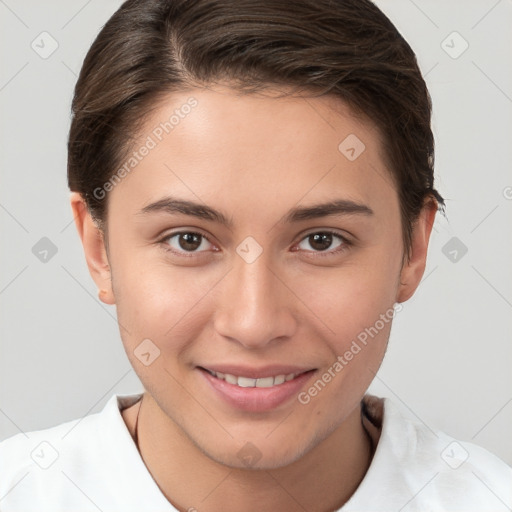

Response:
(70, 192), (115, 305)
(396, 199), (437, 303)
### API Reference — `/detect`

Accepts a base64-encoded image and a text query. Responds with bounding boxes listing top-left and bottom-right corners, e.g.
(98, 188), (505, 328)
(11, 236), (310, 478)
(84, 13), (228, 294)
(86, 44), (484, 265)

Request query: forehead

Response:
(107, 85), (398, 225)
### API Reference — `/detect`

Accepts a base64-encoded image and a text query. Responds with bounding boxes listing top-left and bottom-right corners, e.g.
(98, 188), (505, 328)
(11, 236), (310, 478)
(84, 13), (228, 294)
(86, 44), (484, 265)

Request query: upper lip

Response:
(199, 365), (315, 379)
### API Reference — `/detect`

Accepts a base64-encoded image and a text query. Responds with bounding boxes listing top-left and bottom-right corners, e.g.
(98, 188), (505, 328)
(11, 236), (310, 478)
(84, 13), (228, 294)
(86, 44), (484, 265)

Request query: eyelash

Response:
(158, 230), (352, 258)
(297, 230), (352, 258)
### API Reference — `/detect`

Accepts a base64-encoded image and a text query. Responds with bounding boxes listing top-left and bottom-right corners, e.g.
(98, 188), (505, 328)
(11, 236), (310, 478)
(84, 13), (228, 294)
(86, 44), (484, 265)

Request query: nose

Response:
(213, 252), (297, 350)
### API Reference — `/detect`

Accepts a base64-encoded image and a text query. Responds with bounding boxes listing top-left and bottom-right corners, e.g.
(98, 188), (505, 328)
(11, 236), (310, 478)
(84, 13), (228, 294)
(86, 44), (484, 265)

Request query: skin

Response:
(71, 85), (436, 511)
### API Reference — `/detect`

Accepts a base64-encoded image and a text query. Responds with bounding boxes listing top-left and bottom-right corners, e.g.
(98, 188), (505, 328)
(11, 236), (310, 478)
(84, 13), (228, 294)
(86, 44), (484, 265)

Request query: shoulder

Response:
(344, 395), (512, 511)
(0, 411), (84, 478)
(0, 394), (143, 511)
(410, 422), (512, 510)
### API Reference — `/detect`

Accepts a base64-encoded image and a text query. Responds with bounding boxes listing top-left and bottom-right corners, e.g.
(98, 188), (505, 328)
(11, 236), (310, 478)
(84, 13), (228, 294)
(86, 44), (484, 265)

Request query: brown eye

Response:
(164, 232), (213, 253)
(297, 232), (345, 253)
(178, 233), (202, 251)
(309, 233), (332, 251)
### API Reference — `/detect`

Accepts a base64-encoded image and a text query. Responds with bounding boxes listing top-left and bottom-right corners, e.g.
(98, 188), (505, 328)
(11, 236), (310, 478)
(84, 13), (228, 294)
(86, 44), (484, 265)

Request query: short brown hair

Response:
(67, 0), (444, 254)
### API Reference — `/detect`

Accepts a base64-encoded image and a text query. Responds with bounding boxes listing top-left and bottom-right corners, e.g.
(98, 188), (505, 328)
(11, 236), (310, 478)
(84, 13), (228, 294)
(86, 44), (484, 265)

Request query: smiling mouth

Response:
(201, 368), (314, 388)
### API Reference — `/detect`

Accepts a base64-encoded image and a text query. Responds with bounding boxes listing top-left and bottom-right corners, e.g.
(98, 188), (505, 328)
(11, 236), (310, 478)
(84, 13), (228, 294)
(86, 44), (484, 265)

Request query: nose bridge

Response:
(214, 252), (295, 348)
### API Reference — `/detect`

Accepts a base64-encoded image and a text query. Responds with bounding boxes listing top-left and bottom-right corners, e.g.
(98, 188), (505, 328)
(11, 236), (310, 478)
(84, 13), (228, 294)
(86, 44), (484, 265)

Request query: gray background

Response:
(1, 0), (511, 466)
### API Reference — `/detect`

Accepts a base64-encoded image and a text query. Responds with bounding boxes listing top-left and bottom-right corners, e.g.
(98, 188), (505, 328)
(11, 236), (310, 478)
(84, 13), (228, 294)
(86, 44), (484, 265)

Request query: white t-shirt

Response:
(0, 393), (510, 511)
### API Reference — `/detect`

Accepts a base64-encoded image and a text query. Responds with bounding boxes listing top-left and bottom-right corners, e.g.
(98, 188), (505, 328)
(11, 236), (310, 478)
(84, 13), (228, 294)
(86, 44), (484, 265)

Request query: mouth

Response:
(198, 366), (317, 412)
(201, 368), (305, 388)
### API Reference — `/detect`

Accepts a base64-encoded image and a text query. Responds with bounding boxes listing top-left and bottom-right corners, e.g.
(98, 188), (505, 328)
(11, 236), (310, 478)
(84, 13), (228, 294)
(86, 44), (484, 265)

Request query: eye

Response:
(162, 231), (214, 254)
(296, 231), (348, 254)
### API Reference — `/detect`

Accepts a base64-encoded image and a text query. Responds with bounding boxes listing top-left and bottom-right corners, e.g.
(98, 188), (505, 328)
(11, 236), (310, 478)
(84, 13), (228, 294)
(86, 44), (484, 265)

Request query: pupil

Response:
(310, 233), (332, 251)
(179, 233), (201, 251)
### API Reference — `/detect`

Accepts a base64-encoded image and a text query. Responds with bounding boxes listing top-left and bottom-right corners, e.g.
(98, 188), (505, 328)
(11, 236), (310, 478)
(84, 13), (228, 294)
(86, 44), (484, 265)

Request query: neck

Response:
(130, 392), (373, 512)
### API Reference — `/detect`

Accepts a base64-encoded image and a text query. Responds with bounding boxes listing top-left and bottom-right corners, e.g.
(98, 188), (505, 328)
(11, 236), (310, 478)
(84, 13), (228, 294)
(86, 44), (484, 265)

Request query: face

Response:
(77, 85), (432, 469)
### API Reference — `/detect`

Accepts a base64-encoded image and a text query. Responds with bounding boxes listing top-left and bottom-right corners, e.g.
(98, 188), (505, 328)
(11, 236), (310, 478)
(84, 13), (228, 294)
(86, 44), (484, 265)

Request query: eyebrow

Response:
(138, 196), (373, 227)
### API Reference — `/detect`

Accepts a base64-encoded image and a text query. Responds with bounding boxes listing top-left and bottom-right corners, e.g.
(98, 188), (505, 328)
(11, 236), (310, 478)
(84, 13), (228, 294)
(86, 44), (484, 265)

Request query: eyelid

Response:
(293, 229), (352, 255)
(159, 229), (218, 255)
(158, 227), (353, 258)
(296, 228), (352, 245)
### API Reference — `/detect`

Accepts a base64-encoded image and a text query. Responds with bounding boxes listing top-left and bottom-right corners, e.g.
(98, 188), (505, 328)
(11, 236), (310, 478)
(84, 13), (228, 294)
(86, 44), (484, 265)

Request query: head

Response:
(69, 0), (443, 469)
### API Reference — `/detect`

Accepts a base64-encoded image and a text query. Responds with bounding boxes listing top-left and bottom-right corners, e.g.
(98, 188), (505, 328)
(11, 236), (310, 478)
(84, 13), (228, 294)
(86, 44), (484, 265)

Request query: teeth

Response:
(273, 374), (285, 385)
(224, 373), (238, 385)
(255, 377), (274, 388)
(208, 370), (298, 387)
(238, 377), (257, 388)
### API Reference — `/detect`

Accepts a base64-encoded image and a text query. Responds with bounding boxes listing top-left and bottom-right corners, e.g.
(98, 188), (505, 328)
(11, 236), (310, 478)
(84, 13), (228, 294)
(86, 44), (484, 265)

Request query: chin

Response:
(210, 447), (304, 471)
(195, 429), (317, 471)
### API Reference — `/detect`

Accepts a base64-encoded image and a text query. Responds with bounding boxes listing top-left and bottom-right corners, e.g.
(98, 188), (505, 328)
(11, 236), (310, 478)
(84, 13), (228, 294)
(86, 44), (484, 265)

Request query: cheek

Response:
(294, 255), (400, 345)
(294, 265), (398, 421)
(111, 253), (223, 353)
(291, 250), (401, 410)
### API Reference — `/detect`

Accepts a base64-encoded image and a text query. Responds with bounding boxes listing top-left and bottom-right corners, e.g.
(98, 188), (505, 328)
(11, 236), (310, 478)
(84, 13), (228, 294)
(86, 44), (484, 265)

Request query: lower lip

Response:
(199, 368), (316, 412)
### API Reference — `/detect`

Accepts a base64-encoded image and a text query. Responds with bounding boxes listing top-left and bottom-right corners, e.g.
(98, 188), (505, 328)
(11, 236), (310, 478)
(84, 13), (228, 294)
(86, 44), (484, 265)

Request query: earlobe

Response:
(396, 199), (437, 303)
(70, 192), (115, 305)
